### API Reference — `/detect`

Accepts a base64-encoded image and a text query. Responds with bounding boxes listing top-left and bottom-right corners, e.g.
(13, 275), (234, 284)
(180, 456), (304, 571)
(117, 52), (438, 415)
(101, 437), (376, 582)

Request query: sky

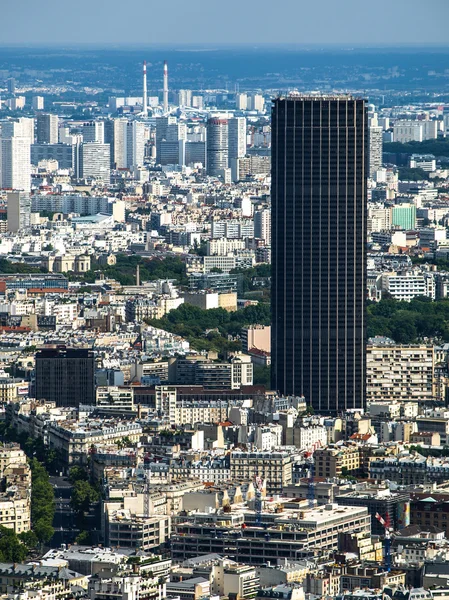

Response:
(2, 0), (449, 46)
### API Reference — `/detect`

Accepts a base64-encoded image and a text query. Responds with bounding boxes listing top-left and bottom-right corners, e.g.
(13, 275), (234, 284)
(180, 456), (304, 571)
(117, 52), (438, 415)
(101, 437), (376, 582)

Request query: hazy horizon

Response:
(2, 0), (448, 46)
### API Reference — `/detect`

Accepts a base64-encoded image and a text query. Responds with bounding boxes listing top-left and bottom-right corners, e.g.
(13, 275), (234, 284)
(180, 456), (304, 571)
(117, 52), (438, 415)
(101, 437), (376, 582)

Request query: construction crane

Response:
(254, 475), (263, 526)
(375, 512), (392, 572)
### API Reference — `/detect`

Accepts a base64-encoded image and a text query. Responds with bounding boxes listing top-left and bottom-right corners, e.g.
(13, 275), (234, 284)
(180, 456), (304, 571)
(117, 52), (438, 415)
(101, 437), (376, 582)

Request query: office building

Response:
(36, 113), (59, 144)
(254, 209), (270, 243)
(126, 120), (146, 168)
(104, 118), (127, 168)
(6, 78), (16, 94)
(0, 118), (33, 192)
(32, 96), (44, 111)
(35, 346), (95, 407)
(79, 143), (110, 182)
(31, 143), (77, 170)
(6, 191), (31, 232)
(369, 126), (383, 177)
(82, 121), (104, 144)
(155, 116), (177, 164)
(207, 118), (228, 176)
(271, 95), (368, 413)
(391, 204), (416, 230)
(228, 117), (247, 166)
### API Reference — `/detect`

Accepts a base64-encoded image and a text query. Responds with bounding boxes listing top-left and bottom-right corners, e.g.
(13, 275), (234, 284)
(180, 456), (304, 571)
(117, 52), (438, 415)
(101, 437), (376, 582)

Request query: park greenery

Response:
(384, 138), (449, 158)
(146, 302), (271, 352)
(367, 296), (449, 344)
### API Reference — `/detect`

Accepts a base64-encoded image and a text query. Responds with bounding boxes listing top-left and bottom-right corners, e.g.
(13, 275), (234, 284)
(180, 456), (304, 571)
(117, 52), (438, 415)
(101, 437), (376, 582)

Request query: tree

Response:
(69, 466), (89, 483)
(18, 530), (38, 550)
(71, 480), (100, 514)
(33, 520), (54, 544)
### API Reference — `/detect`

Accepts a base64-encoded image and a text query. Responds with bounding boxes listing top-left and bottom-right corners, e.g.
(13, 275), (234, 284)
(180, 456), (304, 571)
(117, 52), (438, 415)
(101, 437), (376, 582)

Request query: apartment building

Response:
(314, 445), (361, 478)
(230, 451), (293, 494)
(366, 344), (435, 403)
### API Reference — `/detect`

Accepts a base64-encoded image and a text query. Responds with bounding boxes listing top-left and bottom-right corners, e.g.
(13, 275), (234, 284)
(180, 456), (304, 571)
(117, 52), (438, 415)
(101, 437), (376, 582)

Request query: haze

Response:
(2, 0), (449, 46)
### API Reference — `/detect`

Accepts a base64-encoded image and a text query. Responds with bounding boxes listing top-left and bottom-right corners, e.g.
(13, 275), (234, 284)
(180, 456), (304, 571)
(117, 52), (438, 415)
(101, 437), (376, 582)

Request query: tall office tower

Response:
(178, 90), (192, 107)
(254, 208), (271, 243)
(206, 118), (228, 176)
(271, 95), (367, 413)
(35, 346), (95, 407)
(6, 78), (16, 94)
(142, 61), (148, 117)
(79, 143), (111, 182)
(6, 191), (31, 232)
(82, 121), (105, 144)
(36, 113), (59, 144)
(105, 118), (127, 168)
(0, 118), (33, 192)
(155, 116), (177, 163)
(228, 117), (247, 166)
(32, 96), (44, 111)
(126, 120), (146, 167)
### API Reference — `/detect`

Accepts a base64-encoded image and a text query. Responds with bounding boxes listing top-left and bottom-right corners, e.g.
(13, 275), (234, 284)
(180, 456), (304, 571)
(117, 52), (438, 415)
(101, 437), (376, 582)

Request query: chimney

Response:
(142, 61), (148, 117)
(163, 60), (169, 113)
(136, 264), (140, 287)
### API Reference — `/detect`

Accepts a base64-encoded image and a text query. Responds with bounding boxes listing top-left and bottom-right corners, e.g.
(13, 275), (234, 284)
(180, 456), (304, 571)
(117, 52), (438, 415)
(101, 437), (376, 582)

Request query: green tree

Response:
(71, 480), (100, 513)
(68, 466), (89, 483)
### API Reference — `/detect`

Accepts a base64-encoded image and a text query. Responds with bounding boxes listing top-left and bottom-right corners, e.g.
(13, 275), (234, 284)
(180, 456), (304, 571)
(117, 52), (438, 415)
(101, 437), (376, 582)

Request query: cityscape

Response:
(0, 1), (449, 599)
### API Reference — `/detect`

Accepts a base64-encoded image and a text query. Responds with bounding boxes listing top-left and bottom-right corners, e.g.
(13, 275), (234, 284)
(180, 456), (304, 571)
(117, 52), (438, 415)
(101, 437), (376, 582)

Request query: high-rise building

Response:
(6, 78), (16, 94)
(155, 116), (177, 164)
(36, 113), (59, 144)
(105, 118), (127, 168)
(207, 118), (228, 176)
(254, 208), (271, 243)
(126, 120), (145, 168)
(0, 118), (33, 192)
(177, 90), (192, 107)
(6, 191), (31, 232)
(369, 126), (383, 177)
(35, 347), (95, 407)
(271, 95), (368, 413)
(79, 143), (110, 182)
(82, 121), (105, 144)
(228, 117), (247, 166)
(32, 96), (44, 111)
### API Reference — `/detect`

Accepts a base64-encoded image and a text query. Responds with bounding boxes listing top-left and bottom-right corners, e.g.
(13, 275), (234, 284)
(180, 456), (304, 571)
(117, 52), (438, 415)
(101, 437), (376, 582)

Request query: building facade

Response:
(271, 95), (368, 413)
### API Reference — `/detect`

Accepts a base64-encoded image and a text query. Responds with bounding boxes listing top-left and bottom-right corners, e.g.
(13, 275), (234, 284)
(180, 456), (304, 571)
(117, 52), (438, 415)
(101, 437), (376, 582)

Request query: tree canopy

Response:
(367, 297), (449, 344)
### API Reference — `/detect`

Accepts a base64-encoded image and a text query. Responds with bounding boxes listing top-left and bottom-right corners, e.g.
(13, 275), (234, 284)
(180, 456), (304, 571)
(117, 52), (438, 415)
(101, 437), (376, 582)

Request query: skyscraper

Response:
(36, 113), (59, 144)
(79, 142), (111, 183)
(35, 346), (95, 407)
(206, 118), (228, 176)
(271, 95), (367, 413)
(228, 117), (247, 166)
(0, 118), (33, 192)
(82, 121), (105, 144)
(254, 208), (271, 243)
(7, 191), (31, 232)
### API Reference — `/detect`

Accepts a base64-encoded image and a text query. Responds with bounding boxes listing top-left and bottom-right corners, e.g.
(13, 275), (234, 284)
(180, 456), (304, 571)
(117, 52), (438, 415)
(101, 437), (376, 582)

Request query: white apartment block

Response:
(207, 238), (246, 256)
(381, 271), (435, 301)
(366, 344), (435, 403)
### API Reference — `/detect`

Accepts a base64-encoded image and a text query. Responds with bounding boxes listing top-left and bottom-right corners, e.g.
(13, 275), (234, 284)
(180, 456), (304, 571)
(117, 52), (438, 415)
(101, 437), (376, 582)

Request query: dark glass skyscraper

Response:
(271, 95), (367, 413)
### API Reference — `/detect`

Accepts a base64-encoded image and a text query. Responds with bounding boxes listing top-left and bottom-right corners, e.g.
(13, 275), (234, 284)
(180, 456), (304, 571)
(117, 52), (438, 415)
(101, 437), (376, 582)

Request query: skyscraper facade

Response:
(0, 118), (33, 192)
(7, 191), (31, 232)
(79, 143), (111, 183)
(271, 95), (367, 413)
(228, 117), (247, 165)
(206, 118), (228, 176)
(36, 113), (59, 144)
